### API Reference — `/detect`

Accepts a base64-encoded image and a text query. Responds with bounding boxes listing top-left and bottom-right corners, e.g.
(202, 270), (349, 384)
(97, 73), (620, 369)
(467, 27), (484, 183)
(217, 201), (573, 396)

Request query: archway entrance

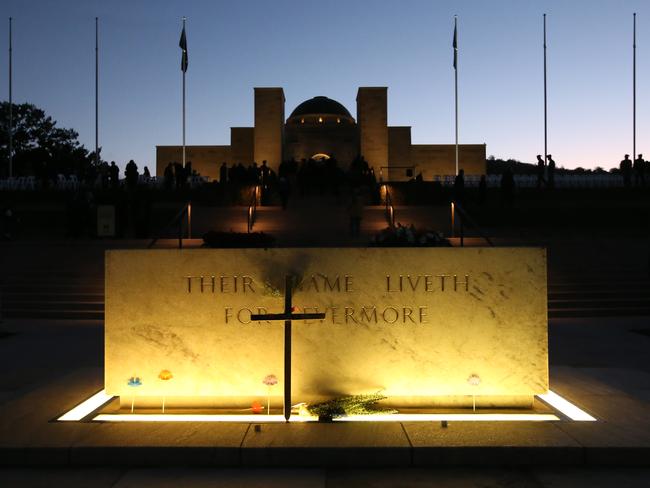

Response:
(311, 153), (330, 162)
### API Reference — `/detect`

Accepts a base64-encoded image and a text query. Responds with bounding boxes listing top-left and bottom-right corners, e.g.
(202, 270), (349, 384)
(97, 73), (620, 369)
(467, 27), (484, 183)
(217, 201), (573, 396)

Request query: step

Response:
(2, 309), (104, 320)
(1, 301), (104, 311)
(548, 299), (650, 309)
(1, 285), (104, 293)
(548, 290), (650, 298)
(549, 307), (650, 318)
(1, 293), (104, 301)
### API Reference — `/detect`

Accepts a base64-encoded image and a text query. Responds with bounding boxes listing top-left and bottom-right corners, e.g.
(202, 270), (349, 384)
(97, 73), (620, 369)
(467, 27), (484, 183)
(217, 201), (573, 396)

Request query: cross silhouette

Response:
(251, 275), (325, 421)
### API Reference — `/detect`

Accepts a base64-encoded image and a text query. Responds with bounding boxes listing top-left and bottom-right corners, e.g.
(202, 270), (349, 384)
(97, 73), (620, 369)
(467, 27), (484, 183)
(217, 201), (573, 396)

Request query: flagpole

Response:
(182, 16), (186, 168)
(454, 15), (459, 177)
(543, 14), (548, 168)
(8, 17), (13, 178)
(633, 12), (636, 163)
(95, 17), (99, 168)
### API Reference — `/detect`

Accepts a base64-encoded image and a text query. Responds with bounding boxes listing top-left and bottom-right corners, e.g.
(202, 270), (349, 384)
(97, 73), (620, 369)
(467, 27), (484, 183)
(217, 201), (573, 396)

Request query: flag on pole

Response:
(453, 22), (458, 69)
(179, 25), (188, 72)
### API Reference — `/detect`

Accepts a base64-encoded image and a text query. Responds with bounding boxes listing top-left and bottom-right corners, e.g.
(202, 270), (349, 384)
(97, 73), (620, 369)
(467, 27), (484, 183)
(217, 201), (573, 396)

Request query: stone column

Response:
(357, 87), (388, 170)
(254, 88), (285, 172)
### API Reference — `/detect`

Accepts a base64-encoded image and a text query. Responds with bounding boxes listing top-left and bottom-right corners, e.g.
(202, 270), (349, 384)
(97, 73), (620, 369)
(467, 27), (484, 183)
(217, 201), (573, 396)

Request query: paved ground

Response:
(1, 197), (649, 485)
(2, 466), (650, 487)
(0, 316), (649, 485)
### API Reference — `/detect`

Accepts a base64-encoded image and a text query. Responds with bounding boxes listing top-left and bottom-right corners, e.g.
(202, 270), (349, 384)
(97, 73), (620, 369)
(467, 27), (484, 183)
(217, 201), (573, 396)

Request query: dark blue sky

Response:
(2, 0), (648, 172)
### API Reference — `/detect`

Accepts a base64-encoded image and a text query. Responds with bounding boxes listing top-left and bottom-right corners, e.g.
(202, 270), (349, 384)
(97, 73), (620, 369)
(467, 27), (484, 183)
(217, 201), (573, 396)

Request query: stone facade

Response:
(106, 248), (548, 408)
(357, 87), (389, 169)
(254, 88), (285, 170)
(156, 87), (486, 180)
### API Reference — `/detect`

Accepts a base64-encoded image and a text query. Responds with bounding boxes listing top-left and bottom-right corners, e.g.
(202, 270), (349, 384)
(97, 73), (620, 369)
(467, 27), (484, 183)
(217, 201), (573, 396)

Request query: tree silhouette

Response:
(0, 102), (96, 179)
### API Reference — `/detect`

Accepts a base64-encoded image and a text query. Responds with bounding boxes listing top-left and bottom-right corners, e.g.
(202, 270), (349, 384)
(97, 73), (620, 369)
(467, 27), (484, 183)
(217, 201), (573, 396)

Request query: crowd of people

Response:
(619, 154), (647, 187)
(209, 155), (377, 209)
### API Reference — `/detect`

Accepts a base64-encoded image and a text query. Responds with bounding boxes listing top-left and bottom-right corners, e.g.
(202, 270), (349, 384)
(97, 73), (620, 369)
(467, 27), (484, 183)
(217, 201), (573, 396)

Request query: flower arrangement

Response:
(370, 224), (450, 247)
(262, 374), (278, 415)
(467, 373), (481, 411)
(127, 376), (142, 413)
(306, 392), (397, 421)
(158, 369), (173, 413)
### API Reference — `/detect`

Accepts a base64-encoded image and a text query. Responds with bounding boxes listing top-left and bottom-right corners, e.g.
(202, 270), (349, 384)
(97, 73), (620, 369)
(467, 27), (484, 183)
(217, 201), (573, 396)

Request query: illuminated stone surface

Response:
(105, 248), (548, 407)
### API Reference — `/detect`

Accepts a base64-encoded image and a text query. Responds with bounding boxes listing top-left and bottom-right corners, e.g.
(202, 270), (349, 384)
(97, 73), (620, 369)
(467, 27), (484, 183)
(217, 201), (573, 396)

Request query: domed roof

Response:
(289, 96), (352, 119)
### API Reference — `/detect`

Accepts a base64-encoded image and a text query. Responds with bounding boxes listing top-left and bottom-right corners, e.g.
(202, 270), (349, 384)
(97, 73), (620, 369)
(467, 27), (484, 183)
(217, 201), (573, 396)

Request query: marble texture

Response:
(105, 248), (548, 407)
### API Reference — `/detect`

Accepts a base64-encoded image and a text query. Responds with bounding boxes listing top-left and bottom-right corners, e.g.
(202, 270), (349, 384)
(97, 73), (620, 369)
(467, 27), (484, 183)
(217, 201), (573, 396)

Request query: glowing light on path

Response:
(57, 389), (595, 423)
(538, 390), (596, 421)
(57, 389), (113, 421)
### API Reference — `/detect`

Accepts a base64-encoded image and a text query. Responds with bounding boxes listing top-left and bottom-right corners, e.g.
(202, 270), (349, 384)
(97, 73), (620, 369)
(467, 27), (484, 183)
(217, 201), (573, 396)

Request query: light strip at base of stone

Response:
(94, 413), (313, 422)
(57, 389), (114, 421)
(92, 413), (560, 422)
(537, 390), (597, 421)
(56, 389), (595, 423)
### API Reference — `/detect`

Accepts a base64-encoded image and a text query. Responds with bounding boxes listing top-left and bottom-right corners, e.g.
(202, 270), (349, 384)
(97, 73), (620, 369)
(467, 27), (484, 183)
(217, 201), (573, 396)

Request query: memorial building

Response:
(156, 87), (486, 180)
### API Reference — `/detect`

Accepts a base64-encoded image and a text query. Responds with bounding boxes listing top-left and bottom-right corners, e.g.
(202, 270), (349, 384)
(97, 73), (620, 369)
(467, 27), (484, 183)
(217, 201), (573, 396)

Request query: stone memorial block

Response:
(105, 248), (548, 408)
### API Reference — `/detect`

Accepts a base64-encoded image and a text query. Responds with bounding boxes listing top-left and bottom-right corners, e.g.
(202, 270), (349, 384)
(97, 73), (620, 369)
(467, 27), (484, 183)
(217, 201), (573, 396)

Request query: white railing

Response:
(432, 174), (625, 188)
(0, 174), (211, 191)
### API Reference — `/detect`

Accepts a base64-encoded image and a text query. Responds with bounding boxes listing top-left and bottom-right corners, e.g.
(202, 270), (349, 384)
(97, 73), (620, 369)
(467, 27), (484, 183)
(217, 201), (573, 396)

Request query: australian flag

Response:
(453, 22), (457, 70)
(179, 25), (188, 72)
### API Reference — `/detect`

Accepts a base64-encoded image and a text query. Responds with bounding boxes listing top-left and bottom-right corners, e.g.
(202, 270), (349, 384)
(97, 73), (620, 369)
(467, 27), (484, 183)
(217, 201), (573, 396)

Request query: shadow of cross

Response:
(251, 275), (325, 422)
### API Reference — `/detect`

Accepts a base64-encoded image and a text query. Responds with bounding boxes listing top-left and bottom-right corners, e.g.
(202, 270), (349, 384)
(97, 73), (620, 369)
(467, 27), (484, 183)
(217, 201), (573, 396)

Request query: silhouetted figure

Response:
(109, 161), (120, 189)
(99, 161), (109, 189)
(261, 160), (270, 186)
(500, 168), (515, 207)
(164, 163), (174, 191)
(86, 163), (98, 188)
(478, 175), (487, 203)
(143, 166), (151, 178)
(348, 189), (364, 237)
(278, 176), (290, 210)
(634, 154), (645, 186)
(174, 162), (184, 189)
(228, 164), (237, 185)
(185, 161), (193, 185)
(546, 155), (556, 189)
(219, 162), (228, 184)
(536, 155), (545, 188)
(250, 162), (260, 184)
(453, 169), (465, 205)
(620, 154), (632, 188)
(124, 159), (139, 190)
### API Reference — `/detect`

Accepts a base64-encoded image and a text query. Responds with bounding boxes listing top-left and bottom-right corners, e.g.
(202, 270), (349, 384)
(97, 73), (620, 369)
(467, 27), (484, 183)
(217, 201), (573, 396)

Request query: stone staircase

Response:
(547, 271), (650, 318)
(2, 199), (648, 320)
(1, 271), (104, 320)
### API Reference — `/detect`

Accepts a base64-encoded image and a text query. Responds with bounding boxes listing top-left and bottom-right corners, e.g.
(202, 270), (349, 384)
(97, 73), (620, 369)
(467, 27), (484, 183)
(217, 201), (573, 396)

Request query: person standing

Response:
(347, 189), (364, 238)
(109, 161), (120, 190)
(164, 163), (174, 191)
(536, 155), (545, 188)
(546, 155), (556, 189)
(620, 154), (633, 188)
(124, 159), (139, 190)
(634, 154), (645, 187)
(219, 162), (228, 184)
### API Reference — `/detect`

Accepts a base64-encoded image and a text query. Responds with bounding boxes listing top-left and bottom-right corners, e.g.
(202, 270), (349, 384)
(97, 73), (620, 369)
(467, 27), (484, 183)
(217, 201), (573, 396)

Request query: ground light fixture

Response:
(57, 390), (596, 423)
